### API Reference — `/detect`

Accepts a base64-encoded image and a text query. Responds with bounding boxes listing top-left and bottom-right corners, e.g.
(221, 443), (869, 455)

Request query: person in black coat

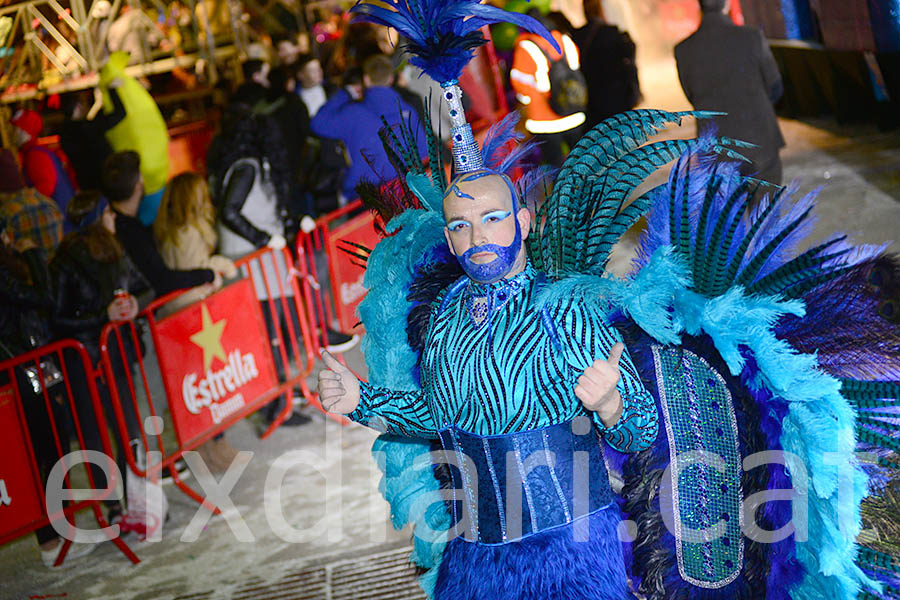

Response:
(0, 225), (96, 566)
(58, 86), (124, 192)
(262, 64), (312, 218)
(101, 151), (219, 296)
(572, 0), (642, 129)
(207, 102), (293, 255)
(49, 194), (149, 526)
(207, 105), (316, 428)
(0, 228), (54, 359)
(675, 0), (785, 184)
(51, 196), (149, 364)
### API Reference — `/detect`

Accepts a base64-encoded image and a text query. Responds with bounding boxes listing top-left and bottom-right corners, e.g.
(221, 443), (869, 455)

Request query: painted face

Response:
(443, 172), (530, 284)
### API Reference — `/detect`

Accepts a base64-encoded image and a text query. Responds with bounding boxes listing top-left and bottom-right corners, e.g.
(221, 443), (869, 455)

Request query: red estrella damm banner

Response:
(0, 384), (45, 539)
(326, 210), (379, 334)
(155, 278), (278, 446)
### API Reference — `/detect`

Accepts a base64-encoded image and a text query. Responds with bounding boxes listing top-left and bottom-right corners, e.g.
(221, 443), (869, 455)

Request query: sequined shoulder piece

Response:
(651, 345), (744, 589)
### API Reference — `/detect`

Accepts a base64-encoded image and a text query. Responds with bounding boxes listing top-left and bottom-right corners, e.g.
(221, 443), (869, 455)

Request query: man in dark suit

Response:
(675, 0), (785, 184)
(573, 0), (642, 129)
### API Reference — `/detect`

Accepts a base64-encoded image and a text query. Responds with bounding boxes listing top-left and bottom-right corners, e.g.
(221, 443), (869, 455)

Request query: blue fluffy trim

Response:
(434, 507), (628, 600)
(534, 246), (691, 345)
(740, 353), (806, 599)
(359, 209), (446, 390)
(358, 208), (453, 597)
(371, 435), (451, 597)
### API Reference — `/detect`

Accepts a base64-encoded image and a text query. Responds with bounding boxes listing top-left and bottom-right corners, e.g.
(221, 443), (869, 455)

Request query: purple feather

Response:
(480, 111), (524, 169)
(735, 181), (805, 275)
(821, 239), (891, 270)
(776, 255), (900, 381)
(860, 567), (900, 599)
(516, 164), (557, 213)
(479, 111), (543, 177)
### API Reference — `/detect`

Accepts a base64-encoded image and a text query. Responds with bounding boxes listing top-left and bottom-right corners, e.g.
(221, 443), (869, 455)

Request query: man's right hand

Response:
(317, 351), (360, 414)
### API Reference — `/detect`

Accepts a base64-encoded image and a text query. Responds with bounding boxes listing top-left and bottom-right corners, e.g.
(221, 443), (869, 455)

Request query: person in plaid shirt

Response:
(0, 149), (63, 254)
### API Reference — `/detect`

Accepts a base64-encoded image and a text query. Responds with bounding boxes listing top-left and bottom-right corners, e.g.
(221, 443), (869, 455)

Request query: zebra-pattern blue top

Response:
(350, 262), (658, 452)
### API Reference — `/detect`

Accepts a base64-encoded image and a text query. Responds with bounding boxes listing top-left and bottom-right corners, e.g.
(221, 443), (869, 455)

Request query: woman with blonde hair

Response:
(153, 171), (237, 314)
(153, 172), (241, 472)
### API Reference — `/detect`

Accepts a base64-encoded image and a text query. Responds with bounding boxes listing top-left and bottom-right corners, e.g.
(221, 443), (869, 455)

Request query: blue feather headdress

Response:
(350, 0), (556, 84)
(350, 0), (557, 174)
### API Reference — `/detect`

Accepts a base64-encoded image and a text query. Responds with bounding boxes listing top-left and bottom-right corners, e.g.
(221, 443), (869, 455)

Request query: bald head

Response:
(443, 171), (516, 220)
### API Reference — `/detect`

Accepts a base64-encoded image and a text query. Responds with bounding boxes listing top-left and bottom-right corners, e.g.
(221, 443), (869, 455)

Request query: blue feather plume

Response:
(480, 111), (523, 169)
(479, 111), (553, 195)
(350, 0), (557, 83)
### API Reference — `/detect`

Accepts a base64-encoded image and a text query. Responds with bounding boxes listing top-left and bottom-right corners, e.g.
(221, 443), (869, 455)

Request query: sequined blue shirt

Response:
(351, 263), (658, 452)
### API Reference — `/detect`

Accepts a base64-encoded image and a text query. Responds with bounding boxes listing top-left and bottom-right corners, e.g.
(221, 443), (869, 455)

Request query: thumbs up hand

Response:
(317, 351), (361, 414)
(575, 343), (625, 428)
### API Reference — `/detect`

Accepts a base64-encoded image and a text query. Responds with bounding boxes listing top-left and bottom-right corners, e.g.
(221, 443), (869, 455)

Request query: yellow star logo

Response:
(189, 304), (227, 372)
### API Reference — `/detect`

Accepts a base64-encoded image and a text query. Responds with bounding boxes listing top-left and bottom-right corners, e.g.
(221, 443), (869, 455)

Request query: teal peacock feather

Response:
(841, 379), (900, 466)
(530, 109), (750, 277)
(639, 151), (872, 301)
(583, 191), (657, 272)
(378, 113), (423, 178)
(746, 238), (851, 296)
(694, 178), (755, 293)
(531, 110), (708, 275)
(691, 165), (723, 288)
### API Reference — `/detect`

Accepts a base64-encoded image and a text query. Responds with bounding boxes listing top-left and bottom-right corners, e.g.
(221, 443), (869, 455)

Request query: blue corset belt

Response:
(436, 416), (613, 545)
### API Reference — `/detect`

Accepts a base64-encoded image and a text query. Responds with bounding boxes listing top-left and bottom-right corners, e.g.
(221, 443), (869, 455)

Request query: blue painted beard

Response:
(455, 217), (522, 284)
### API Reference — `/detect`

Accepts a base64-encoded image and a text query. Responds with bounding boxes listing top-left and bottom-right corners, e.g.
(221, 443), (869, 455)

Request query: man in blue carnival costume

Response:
(320, 164), (659, 599)
(317, 10), (657, 598)
(317, 1), (900, 599)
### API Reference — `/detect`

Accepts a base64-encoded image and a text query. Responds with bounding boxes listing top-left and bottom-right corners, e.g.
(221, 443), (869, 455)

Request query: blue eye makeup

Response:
(482, 210), (511, 224)
(446, 220), (470, 232)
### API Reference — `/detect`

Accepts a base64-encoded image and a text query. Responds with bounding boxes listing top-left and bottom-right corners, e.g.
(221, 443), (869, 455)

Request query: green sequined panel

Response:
(652, 345), (744, 588)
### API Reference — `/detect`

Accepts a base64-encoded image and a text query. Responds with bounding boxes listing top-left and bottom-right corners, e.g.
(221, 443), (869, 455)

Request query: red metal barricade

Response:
(98, 245), (334, 514)
(294, 199), (379, 357)
(0, 339), (139, 566)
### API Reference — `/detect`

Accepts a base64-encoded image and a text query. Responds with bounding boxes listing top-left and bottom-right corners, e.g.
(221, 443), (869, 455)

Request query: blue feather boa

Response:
(359, 209), (446, 390)
(539, 246), (875, 599)
(357, 208), (452, 597)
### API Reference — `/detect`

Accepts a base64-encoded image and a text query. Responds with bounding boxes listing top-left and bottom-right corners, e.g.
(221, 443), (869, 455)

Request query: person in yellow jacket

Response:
(510, 18), (587, 167)
(99, 51), (170, 225)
